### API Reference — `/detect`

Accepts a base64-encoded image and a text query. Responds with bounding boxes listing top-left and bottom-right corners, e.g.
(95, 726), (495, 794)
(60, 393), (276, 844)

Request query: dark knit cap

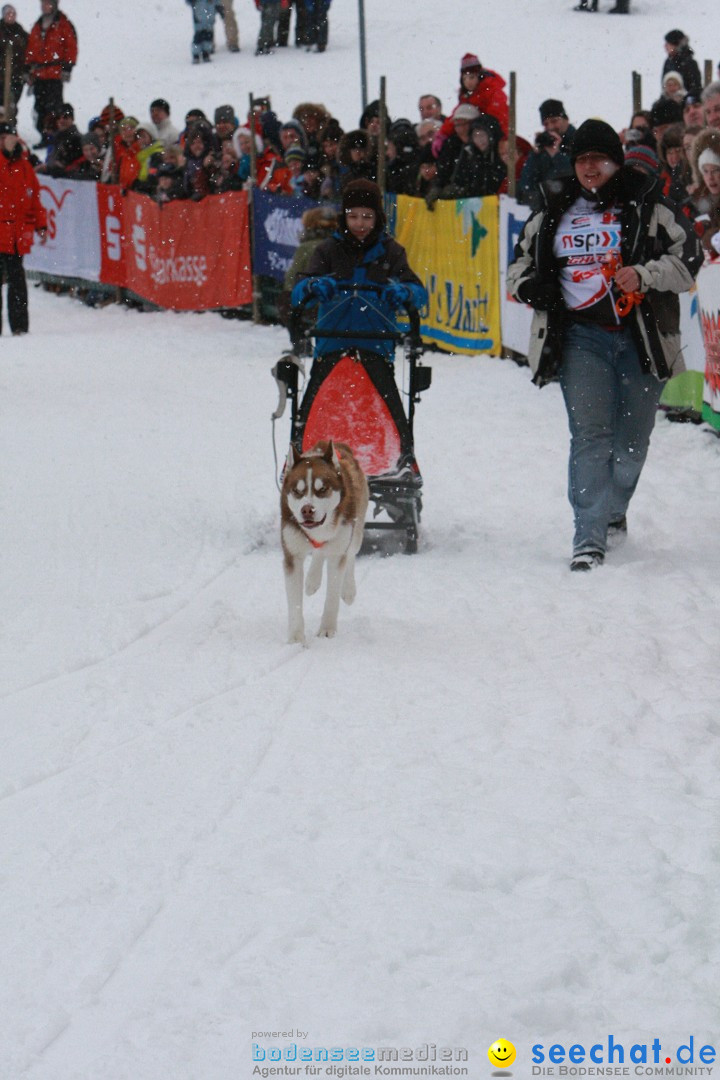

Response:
(214, 104), (236, 126)
(343, 178), (383, 214)
(571, 119), (624, 167)
(664, 29), (686, 46)
(0, 120), (17, 135)
(321, 118), (344, 143)
(150, 98), (171, 114)
(360, 100), (384, 130)
(650, 98), (684, 127)
(539, 98), (567, 122)
(341, 179), (386, 234)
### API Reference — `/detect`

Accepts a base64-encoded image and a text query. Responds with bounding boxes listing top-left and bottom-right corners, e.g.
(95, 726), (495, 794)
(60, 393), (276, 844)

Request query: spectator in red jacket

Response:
(0, 121), (48, 335)
(432, 53), (509, 166)
(24, 0), (77, 148)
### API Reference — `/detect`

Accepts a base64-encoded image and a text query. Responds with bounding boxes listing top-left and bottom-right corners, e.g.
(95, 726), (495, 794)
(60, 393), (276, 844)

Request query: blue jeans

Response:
(559, 322), (663, 555)
(190, 0), (217, 59)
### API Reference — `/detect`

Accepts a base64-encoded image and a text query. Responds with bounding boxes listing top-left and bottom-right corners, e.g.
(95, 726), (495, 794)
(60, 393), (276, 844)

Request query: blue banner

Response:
(251, 189), (320, 281)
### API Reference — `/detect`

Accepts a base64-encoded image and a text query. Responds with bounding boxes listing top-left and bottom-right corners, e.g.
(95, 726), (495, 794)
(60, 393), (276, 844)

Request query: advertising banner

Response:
(394, 194), (501, 356)
(26, 176), (102, 281)
(252, 189), (319, 281)
(112, 190), (253, 310)
(696, 258), (720, 430)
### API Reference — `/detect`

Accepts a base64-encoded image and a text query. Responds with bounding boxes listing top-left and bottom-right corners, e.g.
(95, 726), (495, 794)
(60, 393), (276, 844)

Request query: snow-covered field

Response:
(4, 2), (720, 1078)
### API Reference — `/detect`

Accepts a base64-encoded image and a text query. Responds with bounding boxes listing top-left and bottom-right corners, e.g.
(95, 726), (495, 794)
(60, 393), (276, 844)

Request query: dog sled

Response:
(272, 282), (432, 554)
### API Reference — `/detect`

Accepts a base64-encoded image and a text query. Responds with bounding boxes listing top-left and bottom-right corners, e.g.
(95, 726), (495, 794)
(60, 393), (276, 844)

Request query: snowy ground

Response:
(3, 289), (720, 1078)
(4, 1), (720, 1076)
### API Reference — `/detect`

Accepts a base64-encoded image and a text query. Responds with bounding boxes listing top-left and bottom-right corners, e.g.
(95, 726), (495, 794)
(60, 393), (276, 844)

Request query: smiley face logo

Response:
(488, 1039), (516, 1070)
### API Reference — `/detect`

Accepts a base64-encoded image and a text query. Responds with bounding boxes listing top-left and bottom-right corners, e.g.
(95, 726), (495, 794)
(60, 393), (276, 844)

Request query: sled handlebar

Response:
(295, 280), (417, 309)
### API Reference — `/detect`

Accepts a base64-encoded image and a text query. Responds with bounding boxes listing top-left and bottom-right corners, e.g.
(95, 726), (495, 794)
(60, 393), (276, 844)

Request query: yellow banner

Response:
(393, 194), (501, 356)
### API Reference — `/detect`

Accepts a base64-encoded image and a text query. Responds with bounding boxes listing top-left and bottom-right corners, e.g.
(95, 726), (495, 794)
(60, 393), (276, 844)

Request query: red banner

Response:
(96, 186), (252, 309)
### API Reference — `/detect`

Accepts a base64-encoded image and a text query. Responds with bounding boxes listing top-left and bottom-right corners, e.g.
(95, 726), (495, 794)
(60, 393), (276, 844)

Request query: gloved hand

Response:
(384, 282), (411, 308)
(309, 276), (337, 301)
(515, 277), (558, 311)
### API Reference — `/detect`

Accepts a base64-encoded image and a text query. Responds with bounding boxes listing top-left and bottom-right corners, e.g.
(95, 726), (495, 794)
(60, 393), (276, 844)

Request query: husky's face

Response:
(285, 456), (343, 533)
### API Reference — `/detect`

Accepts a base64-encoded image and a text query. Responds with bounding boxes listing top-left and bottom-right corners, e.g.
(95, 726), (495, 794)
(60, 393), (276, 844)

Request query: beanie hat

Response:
(624, 144), (660, 175)
(280, 118), (308, 147)
(150, 98), (170, 114)
(664, 29), (686, 46)
(0, 120), (17, 135)
(453, 104), (481, 122)
(120, 115), (139, 129)
(359, 100), (382, 130)
(539, 98), (568, 122)
(341, 179), (386, 234)
(698, 147), (720, 171)
(663, 70), (685, 89)
(58, 103), (74, 118)
(100, 104), (124, 126)
(135, 121), (157, 140)
(650, 98), (683, 126)
(321, 118), (344, 143)
(214, 104), (236, 127)
(570, 119), (625, 167)
(460, 53), (482, 73)
(284, 145), (306, 166)
(81, 131), (103, 149)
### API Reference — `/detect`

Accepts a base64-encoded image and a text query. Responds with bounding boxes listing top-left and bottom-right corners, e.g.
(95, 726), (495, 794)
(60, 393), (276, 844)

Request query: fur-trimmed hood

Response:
(691, 126), (720, 191)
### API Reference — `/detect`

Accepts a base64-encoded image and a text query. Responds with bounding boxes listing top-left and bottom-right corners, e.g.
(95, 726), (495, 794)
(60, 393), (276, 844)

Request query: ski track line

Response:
(0, 641), (313, 808)
(0, 544), (263, 702)
(13, 665), (320, 1078)
(19, 900), (167, 1080)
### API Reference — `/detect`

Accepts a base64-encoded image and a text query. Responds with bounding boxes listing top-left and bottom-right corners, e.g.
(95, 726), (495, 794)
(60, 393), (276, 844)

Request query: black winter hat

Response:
(570, 119), (624, 167)
(341, 179), (386, 234)
(214, 104), (236, 126)
(150, 98), (171, 114)
(321, 118), (344, 143)
(650, 98), (683, 127)
(0, 120), (17, 135)
(539, 98), (567, 122)
(664, 29), (686, 46)
(360, 100), (388, 130)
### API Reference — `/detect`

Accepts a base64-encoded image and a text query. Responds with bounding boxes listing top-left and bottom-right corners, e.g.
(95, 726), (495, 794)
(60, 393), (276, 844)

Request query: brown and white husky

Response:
(281, 440), (369, 643)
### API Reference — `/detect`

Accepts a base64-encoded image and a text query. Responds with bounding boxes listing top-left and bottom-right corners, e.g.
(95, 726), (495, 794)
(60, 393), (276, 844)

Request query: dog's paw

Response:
(305, 558), (323, 596)
(288, 625), (306, 646)
(317, 622), (337, 638)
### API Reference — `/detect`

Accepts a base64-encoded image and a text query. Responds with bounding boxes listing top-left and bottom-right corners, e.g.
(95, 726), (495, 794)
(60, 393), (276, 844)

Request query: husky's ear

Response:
(324, 439), (341, 470)
(286, 443), (301, 470)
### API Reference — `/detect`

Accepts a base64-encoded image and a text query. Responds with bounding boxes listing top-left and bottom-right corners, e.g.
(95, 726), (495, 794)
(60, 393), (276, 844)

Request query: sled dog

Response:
(281, 440), (369, 643)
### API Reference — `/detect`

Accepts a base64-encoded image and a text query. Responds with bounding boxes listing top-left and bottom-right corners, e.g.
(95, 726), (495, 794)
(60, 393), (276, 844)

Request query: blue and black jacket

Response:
(291, 228), (427, 361)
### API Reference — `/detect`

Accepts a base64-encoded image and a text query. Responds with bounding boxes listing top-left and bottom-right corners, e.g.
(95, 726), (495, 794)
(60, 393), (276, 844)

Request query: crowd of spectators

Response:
(2, 10), (720, 253)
